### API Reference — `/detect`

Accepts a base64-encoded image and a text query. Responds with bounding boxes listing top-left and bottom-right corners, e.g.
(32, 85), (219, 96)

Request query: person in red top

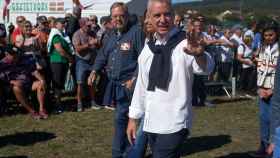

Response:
(11, 16), (25, 44)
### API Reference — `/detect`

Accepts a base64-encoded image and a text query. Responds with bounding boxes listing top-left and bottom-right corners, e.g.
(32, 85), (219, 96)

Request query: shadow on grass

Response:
(0, 156), (28, 158)
(0, 132), (56, 148)
(215, 152), (250, 158)
(211, 97), (251, 105)
(181, 135), (232, 156)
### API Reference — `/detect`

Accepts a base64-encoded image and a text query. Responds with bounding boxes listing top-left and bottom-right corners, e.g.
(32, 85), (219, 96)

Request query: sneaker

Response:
(105, 105), (115, 111)
(91, 104), (102, 110)
(39, 110), (48, 119)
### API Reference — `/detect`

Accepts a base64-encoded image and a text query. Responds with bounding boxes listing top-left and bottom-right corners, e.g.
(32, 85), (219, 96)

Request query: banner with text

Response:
(9, 0), (66, 13)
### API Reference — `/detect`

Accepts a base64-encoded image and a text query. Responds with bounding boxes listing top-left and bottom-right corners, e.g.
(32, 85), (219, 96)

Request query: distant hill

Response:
(173, 0), (280, 17)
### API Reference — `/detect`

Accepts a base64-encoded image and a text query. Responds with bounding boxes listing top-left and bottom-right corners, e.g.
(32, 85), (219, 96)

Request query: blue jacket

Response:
(92, 24), (144, 82)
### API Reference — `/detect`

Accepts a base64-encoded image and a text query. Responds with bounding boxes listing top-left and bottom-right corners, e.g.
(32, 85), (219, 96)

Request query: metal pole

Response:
(232, 77), (236, 98)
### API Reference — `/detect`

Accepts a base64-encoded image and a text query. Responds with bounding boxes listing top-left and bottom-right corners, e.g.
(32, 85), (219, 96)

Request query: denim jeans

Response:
(112, 88), (131, 158)
(259, 97), (272, 148)
(271, 97), (280, 143)
(147, 129), (189, 158)
(271, 57), (280, 143)
(127, 117), (148, 158)
(75, 56), (91, 84)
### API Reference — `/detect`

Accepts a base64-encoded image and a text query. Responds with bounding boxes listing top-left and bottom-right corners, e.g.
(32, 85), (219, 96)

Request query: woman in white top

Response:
(237, 35), (256, 94)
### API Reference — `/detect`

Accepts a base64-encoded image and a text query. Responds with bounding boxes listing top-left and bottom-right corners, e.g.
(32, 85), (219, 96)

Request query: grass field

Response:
(0, 97), (260, 158)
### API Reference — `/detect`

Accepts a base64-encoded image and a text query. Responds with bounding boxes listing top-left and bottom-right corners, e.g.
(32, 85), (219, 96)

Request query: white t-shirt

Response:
(219, 36), (233, 62)
(237, 44), (254, 68)
(230, 34), (244, 46)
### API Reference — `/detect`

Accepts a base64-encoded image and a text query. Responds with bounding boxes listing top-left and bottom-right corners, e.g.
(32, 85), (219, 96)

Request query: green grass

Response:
(0, 97), (260, 158)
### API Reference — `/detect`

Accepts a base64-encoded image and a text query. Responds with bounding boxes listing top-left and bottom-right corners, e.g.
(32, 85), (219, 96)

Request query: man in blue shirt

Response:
(88, 2), (144, 158)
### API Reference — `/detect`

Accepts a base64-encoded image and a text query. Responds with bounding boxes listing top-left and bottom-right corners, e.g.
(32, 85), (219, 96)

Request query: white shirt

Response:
(219, 36), (233, 62)
(230, 33), (244, 46)
(237, 44), (254, 68)
(129, 37), (214, 134)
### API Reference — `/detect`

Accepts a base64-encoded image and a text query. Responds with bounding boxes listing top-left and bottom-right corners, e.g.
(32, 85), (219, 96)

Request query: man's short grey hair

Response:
(110, 2), (129, 16)
(147, 0), (172, 13)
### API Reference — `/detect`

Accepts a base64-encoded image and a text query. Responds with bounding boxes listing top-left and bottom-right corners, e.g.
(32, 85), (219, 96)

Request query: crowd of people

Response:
(0, 0), (280, 158)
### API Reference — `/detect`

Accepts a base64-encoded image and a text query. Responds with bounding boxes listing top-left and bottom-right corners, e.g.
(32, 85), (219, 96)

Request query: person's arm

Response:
(184, 38), (214, 74)
(53, 36), (73, 62)
(192, 51), (214, 75)
(230, 39), (239, 49)
(72, 32), (90, 54)
(236, 45), (254, 66)
(218, 38), (235, 48)
(88, 43), (109, 85)
(127, 47), (147, 145)
(54, 43), (73, 62)
(203, 36), (219, 46)
(74, 41), (89, 53)
(237, 54), (253, 65)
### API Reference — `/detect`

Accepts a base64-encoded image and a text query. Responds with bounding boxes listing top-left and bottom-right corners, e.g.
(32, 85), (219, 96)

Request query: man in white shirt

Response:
(230, 25), (244, 46)
(126, 0), (214, 157)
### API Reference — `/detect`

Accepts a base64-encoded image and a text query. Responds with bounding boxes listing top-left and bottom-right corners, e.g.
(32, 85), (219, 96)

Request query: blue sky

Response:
(172, 0), (203, 4)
